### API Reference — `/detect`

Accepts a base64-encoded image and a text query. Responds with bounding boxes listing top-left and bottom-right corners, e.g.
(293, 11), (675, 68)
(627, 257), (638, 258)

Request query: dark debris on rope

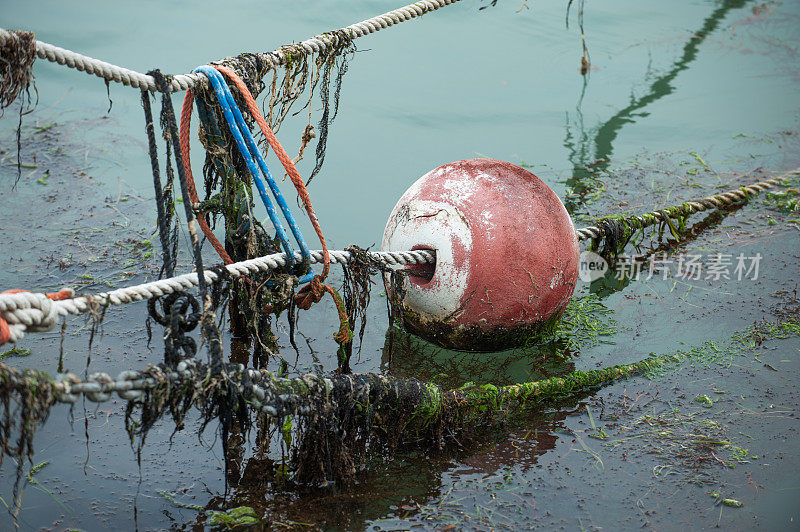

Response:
(0, 30), (36, 112)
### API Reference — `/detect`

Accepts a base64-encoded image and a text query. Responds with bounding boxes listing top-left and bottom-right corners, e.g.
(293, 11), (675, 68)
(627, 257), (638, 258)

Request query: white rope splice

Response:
(0, 0), (463, 93)
(0, 249), (435, 344)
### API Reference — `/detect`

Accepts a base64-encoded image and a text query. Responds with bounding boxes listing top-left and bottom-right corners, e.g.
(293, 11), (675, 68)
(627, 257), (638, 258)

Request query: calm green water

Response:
(1, 0), (799, 529)
(4, 0), (798, 246)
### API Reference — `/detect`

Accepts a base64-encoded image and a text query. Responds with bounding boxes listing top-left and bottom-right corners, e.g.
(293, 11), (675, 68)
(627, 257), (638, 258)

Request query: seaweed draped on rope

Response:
(0, 366), (54, 523)
(0, 350), (686, 491)
(186, 35), (356, 361)
(0, 30), (36, 112)
(0, 29), (38, 185)
(3, 315), (797, 497)
(197, 31), (356, 198)
(588, 209), (690, 261)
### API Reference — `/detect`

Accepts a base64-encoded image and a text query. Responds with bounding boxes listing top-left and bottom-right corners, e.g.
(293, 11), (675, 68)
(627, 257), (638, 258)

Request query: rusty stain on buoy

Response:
(382, 158), (579, 351)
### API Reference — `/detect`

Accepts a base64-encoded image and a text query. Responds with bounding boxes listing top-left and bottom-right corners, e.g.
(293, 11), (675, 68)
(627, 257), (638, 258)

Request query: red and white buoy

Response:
(381, 158), (579, 351)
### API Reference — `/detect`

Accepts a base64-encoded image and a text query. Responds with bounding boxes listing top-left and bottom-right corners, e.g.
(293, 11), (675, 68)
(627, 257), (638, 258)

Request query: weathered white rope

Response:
(575, 168), (799, 241)
(0, 0), (463, 93)
(0, 249), (435, 344)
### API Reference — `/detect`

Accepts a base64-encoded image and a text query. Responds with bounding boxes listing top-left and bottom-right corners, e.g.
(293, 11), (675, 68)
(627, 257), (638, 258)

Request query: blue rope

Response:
(194, 66), (314, 283)
(195, 97), (252, 241)
(194, 66), (293, 262)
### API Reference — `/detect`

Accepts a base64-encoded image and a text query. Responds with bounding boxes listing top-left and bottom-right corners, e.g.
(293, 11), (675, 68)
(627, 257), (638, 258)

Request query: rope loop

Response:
(147, 292), (201, 332)
(0, 288), (73, 345)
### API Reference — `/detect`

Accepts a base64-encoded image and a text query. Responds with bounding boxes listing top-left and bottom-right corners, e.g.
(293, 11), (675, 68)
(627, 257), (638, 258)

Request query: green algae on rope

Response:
(588, 206), (690, 260)
(575, 167), (800, 258)
(0, 350), (721, 487)
(0, 313), (797, 488)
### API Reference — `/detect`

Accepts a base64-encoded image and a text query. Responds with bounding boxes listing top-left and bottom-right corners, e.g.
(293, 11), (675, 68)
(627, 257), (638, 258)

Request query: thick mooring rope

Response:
(0, 0), (464, 93)
(0, 249), (435, 345)
(0, 348), (687, 490)
(1, 168), (798, 345)
(575, 167), (800, 241)
(0, 350), (681, 410)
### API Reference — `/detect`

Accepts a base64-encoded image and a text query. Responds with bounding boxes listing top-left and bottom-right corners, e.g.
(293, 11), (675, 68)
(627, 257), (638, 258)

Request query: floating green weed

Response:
(36, 169), (50, 186)
(26, 461), (48, 477)
(763, 189), (799, 214)
(647, 317), (799, 378)
(546, 293), (619, 351)
(208, 506), (260, 528)
(24, 461), (70, 515)
(159, 492), (261, 526)
(721, 498), (743, 508)
(694, 395), (713, 408)
(727, 445), (758, 464)
(157, 490), (203, 511)
(0, 347), (31, 361)
(689, 152), (711, 171)
(710, 492), (743, 507)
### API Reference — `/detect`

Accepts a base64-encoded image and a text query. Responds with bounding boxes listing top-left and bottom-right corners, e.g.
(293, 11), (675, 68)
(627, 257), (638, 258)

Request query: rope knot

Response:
(295, 275), (325, 310)
(0, 289), (68, 345)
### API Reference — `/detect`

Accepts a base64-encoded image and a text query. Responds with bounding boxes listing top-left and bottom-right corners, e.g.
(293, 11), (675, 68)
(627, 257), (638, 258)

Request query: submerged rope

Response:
(575, 167), (800, 241)
(4, 316), (795, 486)
(0, 0), (464, 93)
(0, 349), (681, 410)
(0, 347), (685, 487)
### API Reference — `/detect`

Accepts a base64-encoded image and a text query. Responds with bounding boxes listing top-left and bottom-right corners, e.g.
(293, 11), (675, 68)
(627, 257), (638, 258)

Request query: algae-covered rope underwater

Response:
(0, 309), (797, 490)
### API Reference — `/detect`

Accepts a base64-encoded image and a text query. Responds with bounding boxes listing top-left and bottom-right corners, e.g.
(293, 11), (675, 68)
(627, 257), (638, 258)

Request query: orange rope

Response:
(179, 90), (234, 264)
(0, 318), (9, 345)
